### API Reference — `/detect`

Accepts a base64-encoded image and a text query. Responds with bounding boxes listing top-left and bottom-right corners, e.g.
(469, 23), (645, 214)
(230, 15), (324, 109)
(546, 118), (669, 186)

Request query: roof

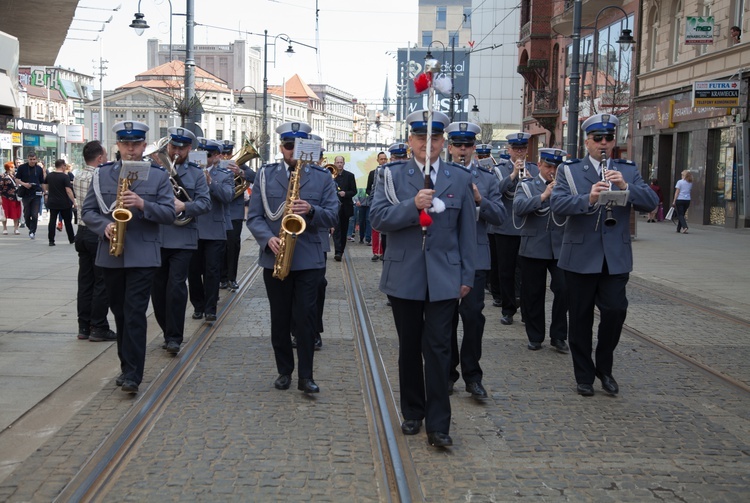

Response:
(0, 0), (78, 65)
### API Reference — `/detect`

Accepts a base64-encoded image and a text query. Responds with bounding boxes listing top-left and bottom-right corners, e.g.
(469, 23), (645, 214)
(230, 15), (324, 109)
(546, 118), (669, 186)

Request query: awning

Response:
(0, 73), (20, 116)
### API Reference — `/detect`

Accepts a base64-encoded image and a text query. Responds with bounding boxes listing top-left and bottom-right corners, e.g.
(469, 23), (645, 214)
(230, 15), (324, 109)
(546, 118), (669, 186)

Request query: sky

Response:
(55, 0), (419, 106)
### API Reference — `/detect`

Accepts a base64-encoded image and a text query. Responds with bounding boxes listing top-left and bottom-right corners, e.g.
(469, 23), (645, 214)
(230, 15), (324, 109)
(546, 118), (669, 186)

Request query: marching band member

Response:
(81, 121), (176, 394)
(150, 127), (211, 355)
(370, 110), (477, 448)
(550, 114), (659, 396)
(219, 139), (254, 292)
(514, 148), (568, 353)
(445, 122), (505, 401)
(187, 139), (233, 322)
(492, 132), (539, 324)
(246, 122), (338, 394)
(476, 143), (502, 306)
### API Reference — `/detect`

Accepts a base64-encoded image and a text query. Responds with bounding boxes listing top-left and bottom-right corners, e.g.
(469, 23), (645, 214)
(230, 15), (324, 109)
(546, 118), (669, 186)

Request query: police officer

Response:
(219, 139), (255, 291)
(151, 127), (211, 355)
(492, 132), (539, 324)
(247, 121), (339, 394)
(188, 139), (233, 322)
(445, 122), (505, 401)
(370, 110), (477, 448)
(514, 148), (568, 353)
(81, 121), (176, 394)
(550, 114), (659, 396)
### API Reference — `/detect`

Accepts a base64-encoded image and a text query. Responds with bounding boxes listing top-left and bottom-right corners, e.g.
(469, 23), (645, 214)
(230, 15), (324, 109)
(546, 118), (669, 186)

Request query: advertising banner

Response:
(685, 17), (714, 45)
(692, 81), (740, 107)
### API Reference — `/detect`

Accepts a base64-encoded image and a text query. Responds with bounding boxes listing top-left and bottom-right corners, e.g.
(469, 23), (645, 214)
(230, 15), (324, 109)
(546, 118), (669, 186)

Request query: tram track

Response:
(54, 264), (262, 503)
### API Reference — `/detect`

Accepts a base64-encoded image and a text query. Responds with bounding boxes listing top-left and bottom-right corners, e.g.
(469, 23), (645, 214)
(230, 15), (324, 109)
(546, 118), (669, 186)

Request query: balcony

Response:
(551, 0), (628, 37)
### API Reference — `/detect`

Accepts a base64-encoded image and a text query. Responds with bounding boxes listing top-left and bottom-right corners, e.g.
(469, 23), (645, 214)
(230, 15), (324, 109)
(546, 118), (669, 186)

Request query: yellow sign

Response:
(11, 132), (22, 144)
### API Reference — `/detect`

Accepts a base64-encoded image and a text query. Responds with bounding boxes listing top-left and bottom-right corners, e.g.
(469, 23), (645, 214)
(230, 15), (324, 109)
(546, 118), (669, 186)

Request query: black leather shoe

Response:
(89, 329), (116, 342)
(492, 300), (502, 307)
(550, 339), (569, 353)
(527, 341), (542, 350)
(427, 432), (453, 447)
(115, 373), (125, 386)
(314, 336), (322, 350)
(466, 381), (488, 399)
(371, 254), (380, 261)
(219, 281), (229, 289)
(229, 280), (239, 291)
(577, 383), (595, 396)
(501, 314), (513, 325)
(291, 336), (297, 348)
(121, 380), (139, 393)
(274, 374), (291, 390)
(192, 311), (203, 320)
(298, 378), (320, 393)
(599, 374), (619, 395)
(334, 254), (342, 262)
(401, 419), (422, 435)
(205, 313), (217, 322)
(447, 380), (454, 395)
(166, 341), (180, 355)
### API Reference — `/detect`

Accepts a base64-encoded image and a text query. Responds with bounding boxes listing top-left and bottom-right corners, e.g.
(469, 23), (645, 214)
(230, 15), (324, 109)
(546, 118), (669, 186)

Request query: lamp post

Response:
(130, 0), (197, 133)
(453, 92), (479, 121)
(234, 86), (260, 143)
(261, 31), (317, 163)
(566, 2), (635, 158)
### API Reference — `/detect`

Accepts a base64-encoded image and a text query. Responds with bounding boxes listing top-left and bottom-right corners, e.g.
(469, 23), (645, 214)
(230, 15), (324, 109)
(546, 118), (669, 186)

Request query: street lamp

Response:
(129, 0), (197, 134)
(566, 2), (635, 158)
(453, 92), (479, 119)
(235, 86), (258, 106)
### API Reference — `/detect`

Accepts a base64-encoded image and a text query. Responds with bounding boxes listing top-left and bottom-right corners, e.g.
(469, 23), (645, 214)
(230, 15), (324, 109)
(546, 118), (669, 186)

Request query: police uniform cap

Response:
(388, 142), (408, 157)
(506, 132), (531, 146)
(197, 138), (223, 153)
(221, 140), (235, 154)
(112, 120), (149, 142)
(475, 143), (492, 154)
(581, 113), (619, 134)
(406, 110), (450, 134)
(276, 121), (312, 140)
(445, 121), (481, 142)
(539, 148), (567, 166)
(167, 127), (197, 148)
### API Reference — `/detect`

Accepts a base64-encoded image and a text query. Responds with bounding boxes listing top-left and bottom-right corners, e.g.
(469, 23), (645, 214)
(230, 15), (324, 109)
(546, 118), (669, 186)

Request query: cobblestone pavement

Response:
(2, 233), (750, 501)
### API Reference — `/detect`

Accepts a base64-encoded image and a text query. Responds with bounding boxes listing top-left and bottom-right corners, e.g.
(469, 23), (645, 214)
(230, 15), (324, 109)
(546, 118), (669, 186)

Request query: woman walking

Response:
(672, 170), (693, 234)
(1, 162), (22, 235)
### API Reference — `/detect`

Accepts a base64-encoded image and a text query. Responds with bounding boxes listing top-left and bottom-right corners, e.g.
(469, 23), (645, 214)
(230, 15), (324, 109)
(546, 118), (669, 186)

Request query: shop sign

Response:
(23, 135), (40, 147)
(693, 81), (740, 107)
(8, 118), (60, 135)
(11, 132), (21, 144)
(685, 17), (714, 45)
(66, 124), (84, 143)
(0, 132), (11, 150)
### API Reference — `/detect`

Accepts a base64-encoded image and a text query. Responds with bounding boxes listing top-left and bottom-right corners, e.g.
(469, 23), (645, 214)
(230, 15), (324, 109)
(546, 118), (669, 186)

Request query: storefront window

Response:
(708, 128), (735, 225)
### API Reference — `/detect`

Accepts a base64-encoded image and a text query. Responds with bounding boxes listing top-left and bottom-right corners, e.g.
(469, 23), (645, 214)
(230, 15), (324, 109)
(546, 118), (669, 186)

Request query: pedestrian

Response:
(332, 155), (357, 261)
(550, 113), (659, 397)
(647, 179), (663, 222)
(15, 152), (45, 239)
(82, 120), (176, 394)
(368, 151), (389, 260)
(1, 162), (22, 235)
(370, 110), (477, 448)
(246, 121), (339, 394)
(43, 159), (76, 246)
(672, 170), (693, 234)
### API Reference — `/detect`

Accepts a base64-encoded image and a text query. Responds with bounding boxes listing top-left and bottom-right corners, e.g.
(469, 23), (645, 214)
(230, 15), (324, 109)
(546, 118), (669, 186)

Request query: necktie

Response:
(427, 166), (436, 189)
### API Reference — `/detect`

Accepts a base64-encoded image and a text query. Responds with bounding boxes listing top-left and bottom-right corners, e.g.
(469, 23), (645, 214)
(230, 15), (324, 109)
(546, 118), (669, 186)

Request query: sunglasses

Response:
(281, 142), (295, 150)
(452, 142), (475, 148)
(591, 134), (615, 143)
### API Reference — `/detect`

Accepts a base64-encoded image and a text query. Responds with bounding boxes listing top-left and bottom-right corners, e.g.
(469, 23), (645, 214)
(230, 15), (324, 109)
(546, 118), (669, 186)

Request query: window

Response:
(160, 127), (168, 138)
(422, 30), (433, 47)
(699, 3), (712, 55)
(463, 7), (471, 28)
(216, 130), (223, 141)
(672, 0), (682, 63)
(449, 31), (460, 47)
(436, 7), (446, 29)
(734, 0), (745, 29)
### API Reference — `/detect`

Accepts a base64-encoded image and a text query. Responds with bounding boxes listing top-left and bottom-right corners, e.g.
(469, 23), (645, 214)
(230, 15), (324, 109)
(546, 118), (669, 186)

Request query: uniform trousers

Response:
(316, 259), (327, 335)
(564, 263), (628, 385)
(494, 234), (521, 316)
(152, 248), (193, 344)
(450, 270), (487, 384)
(22, 196), (40, 234)
(188, 239), (225, 315)
(487, 234), (501, 302)
(520, 256), (568, 343)
(102, 267), (155, 384)
(264, 267), (324, 379)
(74, 225), (110, 332)
(221, 219), (243, 283)
(389, 295), (455, 434)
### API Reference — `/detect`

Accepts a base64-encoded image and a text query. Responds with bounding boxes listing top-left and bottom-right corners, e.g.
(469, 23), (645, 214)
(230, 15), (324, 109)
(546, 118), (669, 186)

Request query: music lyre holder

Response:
(598, 190), (629, 207)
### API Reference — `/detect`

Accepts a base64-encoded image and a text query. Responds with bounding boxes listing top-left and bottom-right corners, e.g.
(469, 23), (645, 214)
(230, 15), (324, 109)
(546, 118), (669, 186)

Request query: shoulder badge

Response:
(564, 158), (580, 165)
(613, 158), (635, 165)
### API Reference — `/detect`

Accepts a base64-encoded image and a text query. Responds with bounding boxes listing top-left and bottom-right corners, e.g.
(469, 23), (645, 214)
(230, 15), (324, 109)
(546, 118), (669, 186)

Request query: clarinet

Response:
(601, 150), (617, 227)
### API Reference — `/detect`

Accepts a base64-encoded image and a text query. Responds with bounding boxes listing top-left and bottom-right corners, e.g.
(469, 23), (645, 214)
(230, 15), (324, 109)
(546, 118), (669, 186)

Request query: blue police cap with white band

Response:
(406, 110), (450, 134)
(581, 113), (619, 134)
(539, 148), (567, 165)
(167, 127), (196, 148)
(506, 132), (531, 146)
(197, 138), (222, 153)
(445, 121), (481, 142)
(475, 143), (492, 155)
(388, 142), (408, 157)
(276, 121), (312, 140)
(221, 140), (235, 154)
(112, 121), (148, 142)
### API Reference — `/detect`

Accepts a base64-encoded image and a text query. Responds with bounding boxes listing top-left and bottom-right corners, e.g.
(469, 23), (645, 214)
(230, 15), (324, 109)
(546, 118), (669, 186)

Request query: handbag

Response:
(665, 206), (675, 222)
(656, 203), (664, 221)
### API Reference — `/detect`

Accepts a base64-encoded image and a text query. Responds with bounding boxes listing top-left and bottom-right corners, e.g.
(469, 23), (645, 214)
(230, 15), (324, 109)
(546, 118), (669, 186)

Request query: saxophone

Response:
(272, 160), (307, 280)
(109, 176), (133, 257)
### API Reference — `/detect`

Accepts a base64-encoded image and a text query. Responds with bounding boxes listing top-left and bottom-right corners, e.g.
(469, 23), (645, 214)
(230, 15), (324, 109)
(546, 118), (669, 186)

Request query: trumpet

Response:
(600, 150), (616, 227)
(150, 136), (194, 226)
(324, 163), (336, 178)
(231, 140), (260, 199)
(515, 157), (530, 179)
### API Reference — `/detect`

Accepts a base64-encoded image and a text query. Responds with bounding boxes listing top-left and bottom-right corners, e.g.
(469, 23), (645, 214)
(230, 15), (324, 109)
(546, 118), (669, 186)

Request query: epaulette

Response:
(149, 162), (166, 171)
(307, 164), (327, 173)
(261, 162), (280, 170)
(186, 161), (201, 170)
(448, 161), (470, 172)
(216, 166), (231, 174)
(384, 160), (405, 168)
(613, 158), (635, 165)
(564, 158), (580, 165)
(526, 161), (538, 167)
(100, 161), (116, 167)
